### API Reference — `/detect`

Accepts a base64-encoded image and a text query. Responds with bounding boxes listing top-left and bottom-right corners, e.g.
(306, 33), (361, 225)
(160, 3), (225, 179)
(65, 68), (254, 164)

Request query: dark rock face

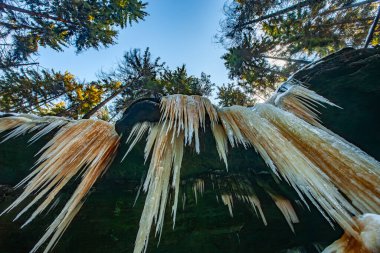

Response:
(0, 185), (16, 203)
(296, 47), (380, 160)
(0, 48), (379, 253)
(115, 97), (161, 135)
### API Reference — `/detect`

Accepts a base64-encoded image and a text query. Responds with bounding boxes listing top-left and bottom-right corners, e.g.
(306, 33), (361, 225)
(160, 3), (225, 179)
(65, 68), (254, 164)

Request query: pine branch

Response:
(263, 55), (311, 64)
(320, 0), (380, 17)
(236, 0), (317, 29)
(0, 3), (75, 25)
(236, 0), (379, 30)
(0, 62), (39, 68)
(0, 21), (34, 30)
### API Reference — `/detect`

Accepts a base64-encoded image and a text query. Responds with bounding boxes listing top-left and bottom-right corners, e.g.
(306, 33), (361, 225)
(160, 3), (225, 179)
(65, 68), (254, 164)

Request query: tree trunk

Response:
(82, 75), (143, 119)
(82, 90), (122, 119)
(364, 4), (380, 48)
(263, 55), (311, 64)
(237, 0), (317, 28)
(0, 3), (75, 25)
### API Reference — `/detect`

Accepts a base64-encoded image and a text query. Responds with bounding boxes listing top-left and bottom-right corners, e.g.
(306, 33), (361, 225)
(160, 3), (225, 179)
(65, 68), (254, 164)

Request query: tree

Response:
(158, 65), (214, 97)
(217, 83), (255, 107)
(0, 68), (118, 119)
(89, 48), (215, 118)
(0, 68), (65, 113)
(0, 47), (216, 119)
(0, 0), (147, 69)
(222, 0), (378, 45)
(222, 35), (293, 94)
(219, 0), (380, 98)
(83, 47), (165, 118)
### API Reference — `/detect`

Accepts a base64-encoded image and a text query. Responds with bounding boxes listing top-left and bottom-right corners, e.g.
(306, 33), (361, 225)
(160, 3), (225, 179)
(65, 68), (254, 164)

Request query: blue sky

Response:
(37, 0), (230, 98)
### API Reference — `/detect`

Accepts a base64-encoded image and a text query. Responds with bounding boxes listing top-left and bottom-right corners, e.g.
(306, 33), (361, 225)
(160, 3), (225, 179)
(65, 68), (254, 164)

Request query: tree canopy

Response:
(0, 48), (215, 119)
(1, 1), (379, 116)
(216, 83), (255, 107)
(0, 0), (147, 69)
(0, 68), (120, 119)
(219, 0), (380, 103)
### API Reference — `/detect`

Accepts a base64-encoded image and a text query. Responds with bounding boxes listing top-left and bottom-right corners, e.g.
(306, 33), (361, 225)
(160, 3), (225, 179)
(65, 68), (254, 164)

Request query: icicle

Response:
(269, 193), (299, 233)
(160, 95), (218, 153)
(270, 83), (341, 128)
(232, 177), (266, 224)
(182, 192), (187, 211)
(133, 124), (184, 253)
(192, 178), (205, 204)
(221, 194), (234, 217)
(211, 123), (228, 169)
(214, 175), (266, 225)
(122, 121), (152, 161)
(0, 115), (69, 143)
(217, 105), (363, 236)
(313, 243), (324, 253)
(255, 104), (380, 224)
(171, 131), (184, 228)
(133, 95), (219, 253)
(322, 213), (380, 253)
(1, 119), (120, 253)
(0, 116), (33, 134)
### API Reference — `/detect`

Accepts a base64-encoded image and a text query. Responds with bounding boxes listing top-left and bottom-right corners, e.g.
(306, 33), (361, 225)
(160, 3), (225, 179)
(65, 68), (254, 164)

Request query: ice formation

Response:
(127, 90), (379, 252)
(192, 178), (205, 204)
(185, 173), (300, 231)
(269, 193), (299, 233)
(132, 95), (218, 253)
(322, 213), (380, 253)
(0, 119), (120, 253)
(0, 114), (69, 143)
(0, 83), (379, 253)
(255, 104), (380, 233)
(212, 174), (267, 224)
(268, 81), (341, 129)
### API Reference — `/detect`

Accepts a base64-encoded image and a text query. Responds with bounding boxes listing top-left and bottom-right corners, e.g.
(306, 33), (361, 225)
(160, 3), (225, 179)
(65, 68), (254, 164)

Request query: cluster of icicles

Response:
(0, 83), (379, 253)
(188, 174), (298, 232)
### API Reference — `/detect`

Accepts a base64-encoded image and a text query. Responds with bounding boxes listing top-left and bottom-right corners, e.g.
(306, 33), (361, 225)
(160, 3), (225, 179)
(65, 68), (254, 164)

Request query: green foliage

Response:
(0, 0), (147, 69)
(158, 65), (214, 97)
(217, 83), (255, 107)
(1, 48), (216, 119)
(0, 69), (117, 119)
(101, 47), (166, 112)
(219, 0), (379, 98)
(103, 48), (215, 112)
(0, 69), (66, 113)
(222, 35), (291, 94)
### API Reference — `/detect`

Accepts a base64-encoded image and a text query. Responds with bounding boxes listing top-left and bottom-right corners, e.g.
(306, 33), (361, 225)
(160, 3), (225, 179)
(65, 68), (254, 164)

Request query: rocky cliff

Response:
(0, 47), (379, 253)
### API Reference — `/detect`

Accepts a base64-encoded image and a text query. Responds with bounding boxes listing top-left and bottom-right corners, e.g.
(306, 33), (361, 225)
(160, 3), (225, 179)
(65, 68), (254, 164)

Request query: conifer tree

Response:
(0, 48), (215, 119)
(219, 0), (380, 97)
(217, 83), (255, 107)
(0, 68), (118, 119)
(0, 0), (147, 69)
